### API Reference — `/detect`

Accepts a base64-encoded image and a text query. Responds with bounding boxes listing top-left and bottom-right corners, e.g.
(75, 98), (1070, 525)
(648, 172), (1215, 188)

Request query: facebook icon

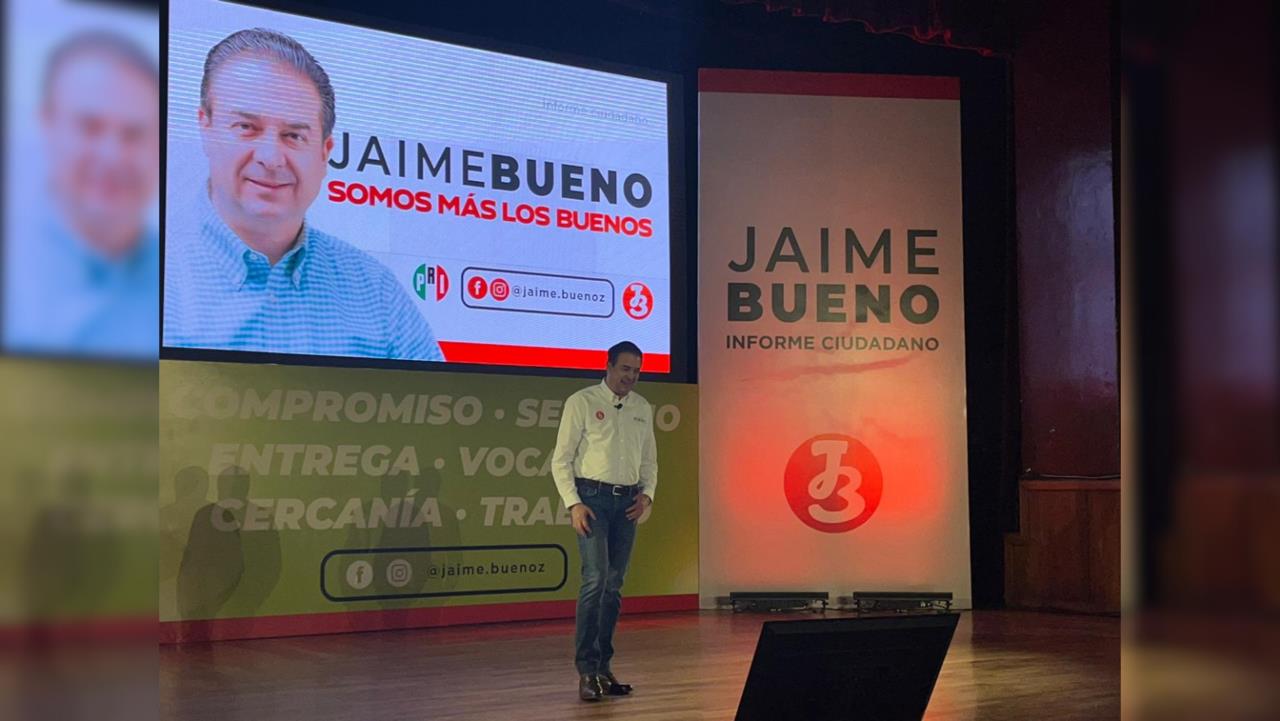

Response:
(346, 560), (373, 590)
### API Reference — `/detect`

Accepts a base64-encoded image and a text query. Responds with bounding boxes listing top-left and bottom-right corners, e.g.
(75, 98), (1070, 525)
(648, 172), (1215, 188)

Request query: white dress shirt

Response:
(552, 380), (658, 508)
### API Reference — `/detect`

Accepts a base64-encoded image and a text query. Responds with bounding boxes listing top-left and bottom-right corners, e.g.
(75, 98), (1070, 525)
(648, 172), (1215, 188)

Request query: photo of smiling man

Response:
(4, 29), (159, 359)
(163, 28), (443, 361)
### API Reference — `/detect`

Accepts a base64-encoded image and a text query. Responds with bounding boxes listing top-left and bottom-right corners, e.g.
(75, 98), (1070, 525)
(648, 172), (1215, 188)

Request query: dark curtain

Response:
(727, 0), (1010, 55)
(608, 0), (1011, 56)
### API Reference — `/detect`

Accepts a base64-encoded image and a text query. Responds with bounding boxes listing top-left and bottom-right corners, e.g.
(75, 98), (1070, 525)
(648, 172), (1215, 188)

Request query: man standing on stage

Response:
(551, 340), (657, 702)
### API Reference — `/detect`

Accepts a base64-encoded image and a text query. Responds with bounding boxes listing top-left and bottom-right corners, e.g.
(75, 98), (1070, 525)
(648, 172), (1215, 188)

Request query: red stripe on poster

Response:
(698, 68), (959, 99)
(159, 594), (699, 644)
(438, 341), (671, 373)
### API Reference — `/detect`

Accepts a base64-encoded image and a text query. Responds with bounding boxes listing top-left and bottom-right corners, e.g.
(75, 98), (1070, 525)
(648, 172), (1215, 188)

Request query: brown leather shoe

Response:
(600, 671), (633, 696)
(579, 673), (604, 702)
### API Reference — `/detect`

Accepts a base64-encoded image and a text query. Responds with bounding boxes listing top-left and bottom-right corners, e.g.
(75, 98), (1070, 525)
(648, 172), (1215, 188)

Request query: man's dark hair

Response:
(607, 341), (643, 367)
(201, 28), (336, 139)
(43, 31), (158, 109)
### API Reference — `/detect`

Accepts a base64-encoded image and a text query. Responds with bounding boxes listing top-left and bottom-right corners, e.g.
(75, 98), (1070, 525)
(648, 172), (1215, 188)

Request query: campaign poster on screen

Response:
(2, 0), (159, 360)
(163, 0), (672, 371)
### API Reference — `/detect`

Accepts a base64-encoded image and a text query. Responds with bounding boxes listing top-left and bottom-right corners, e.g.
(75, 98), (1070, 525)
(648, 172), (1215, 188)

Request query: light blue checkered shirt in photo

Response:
(163, 189), (443, 361)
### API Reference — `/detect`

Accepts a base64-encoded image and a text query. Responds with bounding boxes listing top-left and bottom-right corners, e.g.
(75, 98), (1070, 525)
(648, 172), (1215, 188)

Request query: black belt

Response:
(575, 477), (641, 497)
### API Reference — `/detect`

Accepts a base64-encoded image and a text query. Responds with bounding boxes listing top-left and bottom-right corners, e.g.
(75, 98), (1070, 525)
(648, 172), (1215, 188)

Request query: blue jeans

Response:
(573, 479), (639, 675)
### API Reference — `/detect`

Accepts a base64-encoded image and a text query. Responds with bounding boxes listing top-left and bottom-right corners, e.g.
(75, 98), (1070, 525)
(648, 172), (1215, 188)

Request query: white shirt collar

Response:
(600, 379), (629, 405)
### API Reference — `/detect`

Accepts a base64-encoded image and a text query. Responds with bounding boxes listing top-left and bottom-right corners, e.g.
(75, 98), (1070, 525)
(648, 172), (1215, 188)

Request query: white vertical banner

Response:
(697, 70), (971, 607)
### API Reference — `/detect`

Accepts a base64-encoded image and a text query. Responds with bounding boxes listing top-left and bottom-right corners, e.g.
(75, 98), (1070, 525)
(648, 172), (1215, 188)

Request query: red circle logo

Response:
(595, 410), (605, 421)
(622, 282), (654, 320)
(783, 434), (883, 533)
(491, 278), (510, 301)
(467, 276), (489, 299)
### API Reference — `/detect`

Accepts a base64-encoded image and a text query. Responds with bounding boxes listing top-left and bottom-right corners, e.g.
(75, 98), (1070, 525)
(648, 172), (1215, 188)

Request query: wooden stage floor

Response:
(160, 609), (1119, 720)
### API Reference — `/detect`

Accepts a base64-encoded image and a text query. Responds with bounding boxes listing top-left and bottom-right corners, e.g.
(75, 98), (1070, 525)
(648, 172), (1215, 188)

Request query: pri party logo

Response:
(413, 264), (449, 301)
(784, 434), (883, 533)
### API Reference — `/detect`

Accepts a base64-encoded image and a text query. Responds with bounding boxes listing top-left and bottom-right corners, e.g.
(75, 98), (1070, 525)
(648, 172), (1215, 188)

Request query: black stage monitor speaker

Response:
(735, 612), (960, 721)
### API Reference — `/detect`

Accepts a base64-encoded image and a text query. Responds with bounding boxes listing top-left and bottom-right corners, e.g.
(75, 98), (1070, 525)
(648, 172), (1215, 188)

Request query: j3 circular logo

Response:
(622, 282), (653, 320)
(784, 434), (883, 533)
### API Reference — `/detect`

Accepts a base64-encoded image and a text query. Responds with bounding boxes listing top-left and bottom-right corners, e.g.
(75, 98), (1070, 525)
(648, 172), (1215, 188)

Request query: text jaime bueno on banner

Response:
(697, 70), (971, 607)
(724, 225), (946, 352)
